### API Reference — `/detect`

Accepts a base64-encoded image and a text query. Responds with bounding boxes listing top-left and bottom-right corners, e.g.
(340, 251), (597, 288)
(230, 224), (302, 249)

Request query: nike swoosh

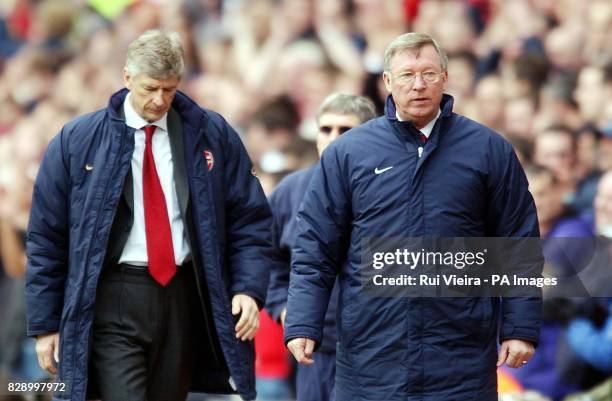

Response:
(374, 166), (393, 174)
(85, 164), (94, 171)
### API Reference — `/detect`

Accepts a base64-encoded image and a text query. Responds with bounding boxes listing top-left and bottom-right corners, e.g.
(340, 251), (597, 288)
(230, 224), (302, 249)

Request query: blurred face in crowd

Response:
(124, 71), (180, 122)
(533, 130), (575, 183)
(598, 137), (612, 172)
(383, 45), (447, 130)
(474, 75), (505, 129)
(446, 55), (474, 102)
(316, 113), (361, 156)
(576, 128), (598, 177)
(544, 26), (582, 72)
(527, 169), (563, 234)
(594, 172), (612, 237)
(504, 97), (535, 140)
(574, 67), (605, 123)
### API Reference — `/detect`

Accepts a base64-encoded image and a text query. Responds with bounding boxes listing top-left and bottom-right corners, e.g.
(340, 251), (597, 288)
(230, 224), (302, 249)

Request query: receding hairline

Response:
(125, 29), (185, 80)
(383, 33), (448, 72)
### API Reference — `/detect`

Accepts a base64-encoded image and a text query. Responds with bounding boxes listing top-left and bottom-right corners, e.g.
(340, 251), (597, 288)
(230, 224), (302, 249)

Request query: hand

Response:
(35, 332), (59, 374)
(232, 294), (259, 341)
(497, 339), (535, 368)
(287, 337), (315, 365)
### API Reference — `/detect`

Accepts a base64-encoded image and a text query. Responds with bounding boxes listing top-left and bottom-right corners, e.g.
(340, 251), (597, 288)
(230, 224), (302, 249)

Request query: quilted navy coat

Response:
(284, 94), (543, 401)
(267, 166), (339, 354)
(25, 89), (272, 401)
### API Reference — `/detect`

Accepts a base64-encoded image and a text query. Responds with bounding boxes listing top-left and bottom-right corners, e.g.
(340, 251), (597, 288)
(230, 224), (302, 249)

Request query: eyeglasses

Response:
(390, 71), (443, 86)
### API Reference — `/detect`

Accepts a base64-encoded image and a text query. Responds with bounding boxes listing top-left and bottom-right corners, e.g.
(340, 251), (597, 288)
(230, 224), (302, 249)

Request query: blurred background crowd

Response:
(0, 0), (611, 400)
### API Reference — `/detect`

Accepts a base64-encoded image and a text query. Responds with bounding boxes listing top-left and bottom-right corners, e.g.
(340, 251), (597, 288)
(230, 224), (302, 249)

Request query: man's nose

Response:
(152, 91), (165, 106)
(412, 75), (427, 90)
(329, 129), (341, 140)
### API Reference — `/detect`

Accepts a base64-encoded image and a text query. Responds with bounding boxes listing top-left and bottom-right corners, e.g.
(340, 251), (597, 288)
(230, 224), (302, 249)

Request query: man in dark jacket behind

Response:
(266, 92), (377, 401)
(26, 29), (273, 401)
(285, 32), (543, 401)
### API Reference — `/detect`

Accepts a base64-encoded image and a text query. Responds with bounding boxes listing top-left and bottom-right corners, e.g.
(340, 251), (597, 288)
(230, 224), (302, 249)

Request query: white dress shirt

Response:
(118, 92), (191, 266)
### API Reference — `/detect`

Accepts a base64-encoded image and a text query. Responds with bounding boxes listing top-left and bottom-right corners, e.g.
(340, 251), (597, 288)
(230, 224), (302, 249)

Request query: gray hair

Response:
(125, 29), (185, 79)
(383, 32), (448, 72)
(316, 93), (378, 124)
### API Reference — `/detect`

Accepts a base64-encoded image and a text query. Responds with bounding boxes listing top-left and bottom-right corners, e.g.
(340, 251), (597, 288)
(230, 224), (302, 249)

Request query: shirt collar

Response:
(123, 92), (168, 132)
(395, 108), (441, 138)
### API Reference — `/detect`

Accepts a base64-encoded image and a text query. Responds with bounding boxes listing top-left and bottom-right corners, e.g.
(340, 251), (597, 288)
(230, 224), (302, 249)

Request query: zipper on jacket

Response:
(75, 123), (127, 396)
(418, 146), (424, 158)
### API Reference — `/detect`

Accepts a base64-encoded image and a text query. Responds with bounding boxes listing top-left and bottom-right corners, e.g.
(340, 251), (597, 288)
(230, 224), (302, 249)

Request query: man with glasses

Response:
(266, 93), (377, 401)
(284, 33), (542, 400)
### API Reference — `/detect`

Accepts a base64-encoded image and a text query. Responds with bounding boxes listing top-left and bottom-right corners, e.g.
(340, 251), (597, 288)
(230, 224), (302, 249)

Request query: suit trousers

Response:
(88, 262), (196, 401)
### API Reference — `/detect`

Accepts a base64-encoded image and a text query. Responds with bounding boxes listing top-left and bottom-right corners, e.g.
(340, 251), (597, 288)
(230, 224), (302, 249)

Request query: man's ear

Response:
(382, 71), (392, 93)
(123, 68), (131, 90)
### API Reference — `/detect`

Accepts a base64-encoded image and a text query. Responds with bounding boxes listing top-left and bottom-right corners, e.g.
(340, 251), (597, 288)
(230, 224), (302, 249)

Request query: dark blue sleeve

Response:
(284, 148), (350, 348)
(487, 146), (543, 345)
(222, 122), (273, 308)
(25, 130), (70, 337)
(264, 187), (291, 322)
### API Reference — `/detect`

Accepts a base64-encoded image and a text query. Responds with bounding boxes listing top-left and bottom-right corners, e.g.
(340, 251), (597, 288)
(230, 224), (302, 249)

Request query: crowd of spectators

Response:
(0, 0), (611, 400)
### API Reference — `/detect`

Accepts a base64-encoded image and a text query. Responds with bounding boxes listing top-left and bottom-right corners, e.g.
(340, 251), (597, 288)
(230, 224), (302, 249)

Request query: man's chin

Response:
(144, 111), (165, 122)
(405, 108), (433, 119)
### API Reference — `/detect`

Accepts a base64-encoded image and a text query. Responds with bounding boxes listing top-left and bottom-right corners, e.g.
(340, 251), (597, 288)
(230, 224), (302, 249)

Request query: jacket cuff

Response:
(283, 325), (322, 350)
(500, 322), (540, 347)
(265, 302), (287, 323)
(232, 290), (265, 310)
(27, 320), (60, 338)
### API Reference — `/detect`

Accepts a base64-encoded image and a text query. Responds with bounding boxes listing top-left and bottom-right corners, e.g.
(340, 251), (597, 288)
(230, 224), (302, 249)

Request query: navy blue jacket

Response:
(25, 89), (273, 401)
(284, 94), (542, 400)
(266, 166), (339, 354)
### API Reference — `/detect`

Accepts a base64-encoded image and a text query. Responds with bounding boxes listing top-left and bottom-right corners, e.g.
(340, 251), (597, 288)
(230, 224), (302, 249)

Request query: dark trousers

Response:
(296, 352), (336, 401)
(89, 263), (196, 401)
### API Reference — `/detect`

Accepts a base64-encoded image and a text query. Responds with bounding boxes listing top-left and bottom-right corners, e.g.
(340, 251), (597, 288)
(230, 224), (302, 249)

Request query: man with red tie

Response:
(26, 29), (272, 401)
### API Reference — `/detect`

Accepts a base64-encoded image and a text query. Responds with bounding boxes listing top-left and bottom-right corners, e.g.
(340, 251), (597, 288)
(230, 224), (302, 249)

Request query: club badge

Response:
(204, 150), (214, 171)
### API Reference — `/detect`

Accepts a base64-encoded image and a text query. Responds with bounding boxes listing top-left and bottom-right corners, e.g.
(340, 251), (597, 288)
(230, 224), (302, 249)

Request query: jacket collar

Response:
(107, 88), (207, 128)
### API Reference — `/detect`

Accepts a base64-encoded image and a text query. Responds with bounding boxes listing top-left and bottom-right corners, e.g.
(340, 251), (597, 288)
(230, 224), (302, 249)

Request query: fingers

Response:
(507, 348), (534, 368)
(496, 342), (508, 367)
(505, 348), (522, 368)
(235, 308), (259, 340)
(287, 339), (304, 362)
(304, 338), (315, 360)
(287, 338), (315, 365)
(233, 295), (259, 341)
(499, 339), (535, 368)
(231, 297), (241, 316)
(53, 334), (60, 364)
(35, 334), (58, 375)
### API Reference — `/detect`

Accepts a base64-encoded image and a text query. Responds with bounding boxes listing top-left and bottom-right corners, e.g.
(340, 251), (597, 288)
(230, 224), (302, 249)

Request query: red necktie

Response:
(142, 125), (176, 286)
(419, 132), (428, 143)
